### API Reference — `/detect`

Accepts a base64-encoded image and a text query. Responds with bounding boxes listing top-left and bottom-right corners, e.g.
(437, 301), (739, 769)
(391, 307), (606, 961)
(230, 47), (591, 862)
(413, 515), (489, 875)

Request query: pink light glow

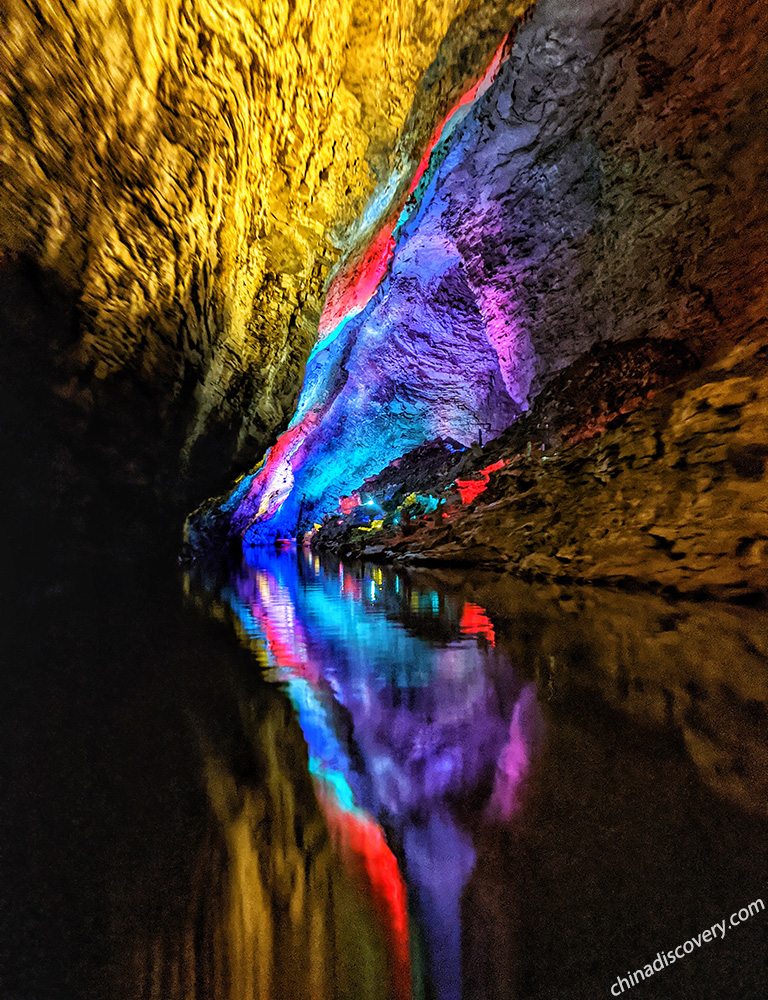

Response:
(240, 568), (411, 1000)
(341, 573), (363, 601)
(244, 575), (322, 683)
(236, 409), (322, 530)
(486, 684), (544, 822)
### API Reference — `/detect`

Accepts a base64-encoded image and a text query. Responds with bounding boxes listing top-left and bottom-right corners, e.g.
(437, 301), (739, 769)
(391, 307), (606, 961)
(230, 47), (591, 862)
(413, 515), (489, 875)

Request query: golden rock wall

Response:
(1, 0), (523, 495)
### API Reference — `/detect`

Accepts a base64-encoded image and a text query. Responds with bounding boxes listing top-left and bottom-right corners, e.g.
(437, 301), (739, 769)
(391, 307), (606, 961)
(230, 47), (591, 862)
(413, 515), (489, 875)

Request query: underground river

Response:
(3, 549), (767, 1000)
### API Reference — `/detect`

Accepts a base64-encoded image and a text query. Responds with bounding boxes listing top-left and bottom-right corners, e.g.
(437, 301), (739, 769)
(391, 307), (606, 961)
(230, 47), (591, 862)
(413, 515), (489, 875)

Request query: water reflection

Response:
(210, 548), (545, 999)
(7, 546), (766, 1000)
(176, 548), (768, 1000)
(113, 634), (394, 1000)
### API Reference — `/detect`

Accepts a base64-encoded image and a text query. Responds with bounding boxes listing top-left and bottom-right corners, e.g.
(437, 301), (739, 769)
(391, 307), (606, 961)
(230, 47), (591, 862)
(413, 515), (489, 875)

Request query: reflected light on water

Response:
(167, 547), (768, 1000)
(210, 547), (544, 998)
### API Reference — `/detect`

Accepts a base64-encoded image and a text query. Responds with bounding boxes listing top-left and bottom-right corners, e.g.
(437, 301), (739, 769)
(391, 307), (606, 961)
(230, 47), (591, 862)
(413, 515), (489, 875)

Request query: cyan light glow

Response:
(213, 549), (544, 1000)
(223, 30), (529, 545)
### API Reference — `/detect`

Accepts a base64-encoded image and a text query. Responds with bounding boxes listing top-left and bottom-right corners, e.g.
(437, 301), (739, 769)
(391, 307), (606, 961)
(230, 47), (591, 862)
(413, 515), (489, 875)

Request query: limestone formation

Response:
(2, 0), (531, 505)
(5, 0), (767, 587)
(315, 337), (768, 599)
(201, 0), (768, 566)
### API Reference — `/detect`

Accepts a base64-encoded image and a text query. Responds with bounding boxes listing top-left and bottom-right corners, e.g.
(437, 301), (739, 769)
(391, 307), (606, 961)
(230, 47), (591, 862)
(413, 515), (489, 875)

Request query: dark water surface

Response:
(2, 548), (766, 999)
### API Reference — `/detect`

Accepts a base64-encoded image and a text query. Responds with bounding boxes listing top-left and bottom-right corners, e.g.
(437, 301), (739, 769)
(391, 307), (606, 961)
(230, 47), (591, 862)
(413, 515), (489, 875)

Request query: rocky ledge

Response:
(312, 337), (768, 600)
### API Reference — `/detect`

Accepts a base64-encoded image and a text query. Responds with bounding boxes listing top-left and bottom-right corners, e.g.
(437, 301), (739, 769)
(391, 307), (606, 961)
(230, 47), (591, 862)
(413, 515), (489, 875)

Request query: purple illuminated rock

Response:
(199, 0), (768, 552)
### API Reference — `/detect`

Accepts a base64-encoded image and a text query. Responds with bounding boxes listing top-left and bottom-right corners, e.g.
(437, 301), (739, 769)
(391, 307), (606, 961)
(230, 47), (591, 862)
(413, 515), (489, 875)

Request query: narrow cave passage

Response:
(2, 1), (767, 998)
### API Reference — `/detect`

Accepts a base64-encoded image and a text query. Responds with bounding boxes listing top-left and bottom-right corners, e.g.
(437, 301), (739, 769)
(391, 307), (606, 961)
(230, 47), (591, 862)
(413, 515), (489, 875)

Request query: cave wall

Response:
(3, 0), (767, 563)
(1, 0), (528, 512)
(314, 337), (768, 599)
(202, 0), (768, 549)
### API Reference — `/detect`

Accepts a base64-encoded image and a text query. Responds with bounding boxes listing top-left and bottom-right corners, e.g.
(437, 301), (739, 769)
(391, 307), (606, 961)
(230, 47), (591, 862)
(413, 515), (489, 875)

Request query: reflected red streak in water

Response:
(341, 573), (363, 601)
(247, 573), (412, 998)
(460, 602), (496, 646)
(248, 592), (323, 684)
(320, 791), (412, 1000)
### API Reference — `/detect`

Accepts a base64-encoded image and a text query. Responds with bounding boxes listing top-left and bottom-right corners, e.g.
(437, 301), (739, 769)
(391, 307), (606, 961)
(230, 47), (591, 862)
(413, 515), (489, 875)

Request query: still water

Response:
(180, 548), (767, 1000)
(206, 548), (544, 1000)
(3, 549), (766, 1000)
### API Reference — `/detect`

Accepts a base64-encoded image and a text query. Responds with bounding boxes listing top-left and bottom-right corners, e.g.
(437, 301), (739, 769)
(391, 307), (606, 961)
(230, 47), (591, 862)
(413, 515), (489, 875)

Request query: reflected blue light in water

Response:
(217, 548), (545, 1000)
(289, 677), (358, 810)
(308, 755), (357, 813)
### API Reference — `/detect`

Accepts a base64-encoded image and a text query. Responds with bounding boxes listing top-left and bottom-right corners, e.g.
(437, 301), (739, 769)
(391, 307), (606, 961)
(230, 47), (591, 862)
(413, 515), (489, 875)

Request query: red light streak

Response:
(460, 602), (496, 646)
(318, 790), (411, 1000)
(317, 32), (512, 341)
(455, 458), (506, 504)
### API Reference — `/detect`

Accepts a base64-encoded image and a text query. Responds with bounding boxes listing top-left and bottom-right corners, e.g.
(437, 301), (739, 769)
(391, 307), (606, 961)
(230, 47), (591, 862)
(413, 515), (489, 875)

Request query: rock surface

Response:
(204, 0), (768, 551)
(2, 0), (767, 586)
(1, 0), (528, 503)
(316, 339), (768, 598)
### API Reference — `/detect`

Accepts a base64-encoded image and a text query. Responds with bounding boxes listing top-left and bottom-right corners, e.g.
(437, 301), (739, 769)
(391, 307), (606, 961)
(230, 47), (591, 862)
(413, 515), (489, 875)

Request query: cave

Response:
(2, 1), (767, 998)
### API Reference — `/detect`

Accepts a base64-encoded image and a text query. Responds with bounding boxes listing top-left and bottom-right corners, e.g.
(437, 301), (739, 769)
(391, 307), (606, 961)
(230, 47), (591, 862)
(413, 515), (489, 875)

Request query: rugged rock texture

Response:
(1, 0), (527, 505)
(315, 338), (768, 599)
(201, 0), (768, 550)
(309, 334), (697, 527)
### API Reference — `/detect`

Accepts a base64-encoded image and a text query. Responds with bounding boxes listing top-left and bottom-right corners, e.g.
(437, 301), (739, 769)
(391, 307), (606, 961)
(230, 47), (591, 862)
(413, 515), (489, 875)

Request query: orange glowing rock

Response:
(340, 492), (361, 515)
